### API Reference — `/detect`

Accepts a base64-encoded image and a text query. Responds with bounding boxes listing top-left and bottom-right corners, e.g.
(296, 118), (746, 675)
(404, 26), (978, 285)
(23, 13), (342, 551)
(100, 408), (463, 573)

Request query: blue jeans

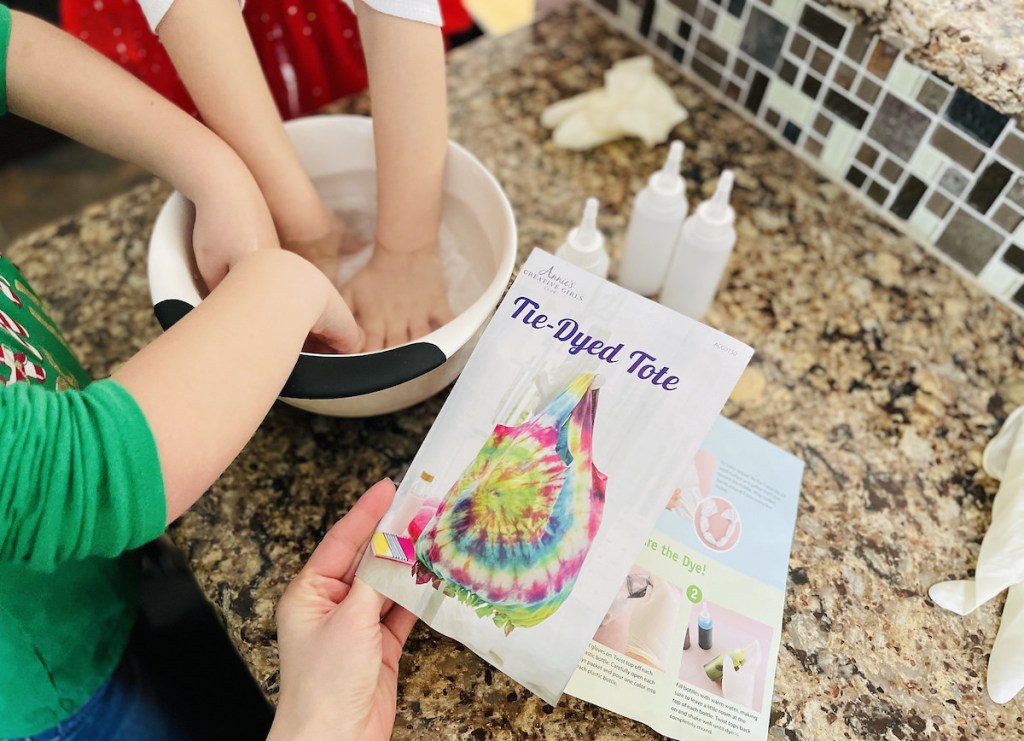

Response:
(11, 637), (188, 741)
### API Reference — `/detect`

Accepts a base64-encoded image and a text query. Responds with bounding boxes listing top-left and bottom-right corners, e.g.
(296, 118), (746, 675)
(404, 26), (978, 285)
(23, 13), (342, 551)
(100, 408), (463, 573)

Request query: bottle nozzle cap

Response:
(654, 140), (685, 192)
(706, 170), (734, 221)
(570, 197), (602, 253)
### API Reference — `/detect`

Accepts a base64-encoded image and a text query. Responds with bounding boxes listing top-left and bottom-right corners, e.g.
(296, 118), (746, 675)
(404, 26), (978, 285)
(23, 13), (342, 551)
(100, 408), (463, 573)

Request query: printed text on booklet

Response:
(511, 295), (681, 390)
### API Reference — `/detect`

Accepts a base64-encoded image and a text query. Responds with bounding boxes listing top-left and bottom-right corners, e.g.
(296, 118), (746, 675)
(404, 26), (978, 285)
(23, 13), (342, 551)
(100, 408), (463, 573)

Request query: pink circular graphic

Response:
(693, 496), (741, 552)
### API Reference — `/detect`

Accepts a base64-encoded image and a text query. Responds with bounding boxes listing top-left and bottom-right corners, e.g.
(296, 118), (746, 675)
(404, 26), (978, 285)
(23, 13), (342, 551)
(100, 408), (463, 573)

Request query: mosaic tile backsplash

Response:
(586, 0), (1024, 314)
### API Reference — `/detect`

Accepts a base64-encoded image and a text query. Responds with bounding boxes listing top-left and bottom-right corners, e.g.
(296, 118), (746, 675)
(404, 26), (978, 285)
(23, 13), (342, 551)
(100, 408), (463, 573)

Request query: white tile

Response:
(771, 0), (803, 23)
(714, 12), (744, 49)
(653, 2), (681, 38)
(908, 206), (943, 240)
(887, 56), (927, 98)
(765, 79), (814, 127)
(619, 1), (641, 34)
(908, 144), (946, 181)
(820, 119), (859, 176)
(1015, 219), (1024, 242)
(978, 259), (1024, 300)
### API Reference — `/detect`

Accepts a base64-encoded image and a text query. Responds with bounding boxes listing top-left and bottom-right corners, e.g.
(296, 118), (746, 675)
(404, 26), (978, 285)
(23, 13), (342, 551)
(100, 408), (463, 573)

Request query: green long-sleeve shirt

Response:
(0, 253), (166, 736)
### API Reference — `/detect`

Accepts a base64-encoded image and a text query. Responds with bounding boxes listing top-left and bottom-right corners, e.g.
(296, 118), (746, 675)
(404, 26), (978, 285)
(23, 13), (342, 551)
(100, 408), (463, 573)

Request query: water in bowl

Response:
(311, 170), (496, 315)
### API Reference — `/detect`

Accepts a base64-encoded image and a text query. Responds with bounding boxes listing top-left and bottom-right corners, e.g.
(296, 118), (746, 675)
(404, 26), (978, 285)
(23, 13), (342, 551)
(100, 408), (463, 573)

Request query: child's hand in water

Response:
(281, 210), (369, 283)
(342, 241), (453, 351)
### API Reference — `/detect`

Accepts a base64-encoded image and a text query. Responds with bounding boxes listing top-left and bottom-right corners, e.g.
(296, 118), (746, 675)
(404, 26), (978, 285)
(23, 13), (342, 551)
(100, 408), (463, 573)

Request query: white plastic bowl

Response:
(147, 115), (516, 417)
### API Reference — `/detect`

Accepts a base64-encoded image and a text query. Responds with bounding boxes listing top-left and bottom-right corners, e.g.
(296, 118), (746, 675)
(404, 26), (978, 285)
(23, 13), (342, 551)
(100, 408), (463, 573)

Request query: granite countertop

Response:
(824, 0), (1024, 116)
(8, 4), (1024, 739)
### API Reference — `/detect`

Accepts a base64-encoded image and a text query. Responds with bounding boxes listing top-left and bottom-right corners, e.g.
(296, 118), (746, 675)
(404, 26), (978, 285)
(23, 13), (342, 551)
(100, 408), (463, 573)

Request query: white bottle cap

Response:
(566, 197), (604, 255)
(697, 170), (735, 227)
(644, 140), (687, 213)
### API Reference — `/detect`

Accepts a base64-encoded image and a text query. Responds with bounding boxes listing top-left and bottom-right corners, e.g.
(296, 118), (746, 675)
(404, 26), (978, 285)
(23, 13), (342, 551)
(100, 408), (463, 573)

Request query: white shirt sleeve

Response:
(346, 0), (443, 26)
(140, 0), (442, 32)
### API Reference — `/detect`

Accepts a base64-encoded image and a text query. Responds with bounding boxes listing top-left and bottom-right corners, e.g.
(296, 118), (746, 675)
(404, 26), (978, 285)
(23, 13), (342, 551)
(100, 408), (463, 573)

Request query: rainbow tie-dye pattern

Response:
(413, 372), (607, 634)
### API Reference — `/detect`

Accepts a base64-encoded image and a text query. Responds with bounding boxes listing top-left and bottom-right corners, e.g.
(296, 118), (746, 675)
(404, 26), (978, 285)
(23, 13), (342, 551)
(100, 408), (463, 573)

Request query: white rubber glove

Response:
(929, 405), (1024, 704)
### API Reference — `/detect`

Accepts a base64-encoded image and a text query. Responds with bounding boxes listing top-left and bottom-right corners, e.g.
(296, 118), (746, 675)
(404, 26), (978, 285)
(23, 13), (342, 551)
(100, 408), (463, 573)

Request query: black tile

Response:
(670, 0), (698, 15)
(671, 41), (685, 64)
(1014, 283), (1024, 310)
(779, 59), (799, 85)
(1003, 244), (1024, 273)
(726, 81), (742, 101)
(868, 94), (930, 160)
(966, 161), (1013, 214)
(824, 88), (870, 129)
(740, 7), (788, 69)
(595, 0), (619, 12)
(678, 19), (694, 41)
(931, 126), (984, 171)
(802, 74), (823, 100)
(789, 33), (811, 60)
(945, 88), (1010, 147)
(639, 0), (655, 38)
(727, 0), (745, 17)
(845, 25), (872, 63)
(799, 4), (846, 48)
(765, 108), (781, 127)
(917, 77), (950, 114)
(805, 137), (824, 157)
(745, 71), (769, 114)
(692, 57), (723, 87)
(936, 208), (1005, 274)
(655, 32), (673, 52)
(783, 122), (801, 143)
(867, 181), (890, 204)
(890, 175), (927, 219)
(697, 34), (729, 66)
(734, 57), (750, 78)
(846, 166), (868, 188)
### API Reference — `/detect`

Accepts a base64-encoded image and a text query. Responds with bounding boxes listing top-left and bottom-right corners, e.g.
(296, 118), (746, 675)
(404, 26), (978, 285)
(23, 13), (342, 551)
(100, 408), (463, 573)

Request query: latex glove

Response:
(342, 241), (454, 351)
(625, 575), (681, 670)
(929, 405), (1024, 704)
(541, 56), (688, 150)
(270, 480), (417, 741)
(722, 640), (761, 708)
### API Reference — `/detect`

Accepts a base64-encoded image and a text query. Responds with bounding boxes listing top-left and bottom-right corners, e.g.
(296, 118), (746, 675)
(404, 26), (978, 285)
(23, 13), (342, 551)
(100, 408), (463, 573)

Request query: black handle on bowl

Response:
(153, 299), (448, 400)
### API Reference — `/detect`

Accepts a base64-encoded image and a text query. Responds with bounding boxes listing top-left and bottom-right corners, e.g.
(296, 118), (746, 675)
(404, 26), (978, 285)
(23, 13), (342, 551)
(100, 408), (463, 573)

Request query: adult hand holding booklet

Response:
(356, 248), (753, 703)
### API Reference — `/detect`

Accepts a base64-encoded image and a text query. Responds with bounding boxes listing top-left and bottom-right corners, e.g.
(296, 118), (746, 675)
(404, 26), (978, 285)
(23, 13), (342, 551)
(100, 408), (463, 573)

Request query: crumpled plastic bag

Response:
(541, 56), (689, 150)
(929, 405), (1024, 703)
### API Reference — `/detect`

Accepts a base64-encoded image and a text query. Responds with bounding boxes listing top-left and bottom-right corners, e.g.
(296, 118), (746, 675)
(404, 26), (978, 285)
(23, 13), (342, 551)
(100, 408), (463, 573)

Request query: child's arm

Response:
(1, 11), (363, 568)
(343, 0), (454, 351)
(152, 0), (345, 277)
(151, 0), (454, 350)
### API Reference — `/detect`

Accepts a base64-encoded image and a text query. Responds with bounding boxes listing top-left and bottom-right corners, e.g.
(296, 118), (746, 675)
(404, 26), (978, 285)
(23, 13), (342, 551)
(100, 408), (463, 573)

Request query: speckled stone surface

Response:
(824, 0), (1024, 116)
(7, 4), (1024, 739)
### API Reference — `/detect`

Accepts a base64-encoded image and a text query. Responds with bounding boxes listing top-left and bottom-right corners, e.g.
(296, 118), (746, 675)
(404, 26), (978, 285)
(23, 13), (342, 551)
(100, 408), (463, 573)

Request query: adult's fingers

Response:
(302, 479), (397, 580)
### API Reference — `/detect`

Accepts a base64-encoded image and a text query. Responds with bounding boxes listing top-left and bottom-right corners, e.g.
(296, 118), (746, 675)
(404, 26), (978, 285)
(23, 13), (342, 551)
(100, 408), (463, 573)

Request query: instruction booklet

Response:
(356, 248), (753, 704)
(566, 415), (804, 740)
